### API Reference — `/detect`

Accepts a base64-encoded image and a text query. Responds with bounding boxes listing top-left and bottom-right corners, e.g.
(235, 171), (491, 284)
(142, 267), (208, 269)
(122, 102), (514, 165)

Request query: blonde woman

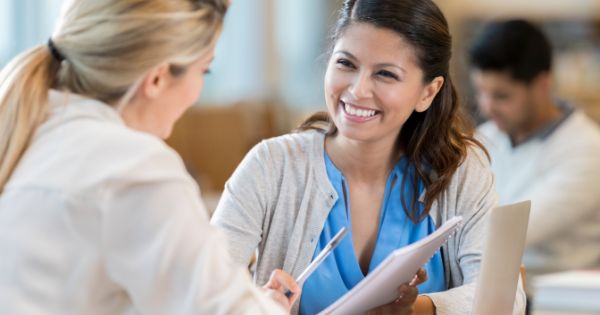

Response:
(0, 1), (299, 314)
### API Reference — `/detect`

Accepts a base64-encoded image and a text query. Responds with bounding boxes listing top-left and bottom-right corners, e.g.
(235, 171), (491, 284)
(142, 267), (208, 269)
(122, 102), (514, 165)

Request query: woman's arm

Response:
(101, 149), (286, 315)
(211, 141), (275, 265)
(423, 149), (500, 314)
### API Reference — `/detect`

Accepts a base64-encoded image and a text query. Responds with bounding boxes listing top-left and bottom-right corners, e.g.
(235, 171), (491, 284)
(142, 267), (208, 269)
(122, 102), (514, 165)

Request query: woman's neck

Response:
(325, 134), (398, 183)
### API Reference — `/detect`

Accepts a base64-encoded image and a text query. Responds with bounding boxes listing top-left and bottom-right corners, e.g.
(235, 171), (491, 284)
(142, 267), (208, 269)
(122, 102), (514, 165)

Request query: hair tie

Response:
(47, 38), (65, 62)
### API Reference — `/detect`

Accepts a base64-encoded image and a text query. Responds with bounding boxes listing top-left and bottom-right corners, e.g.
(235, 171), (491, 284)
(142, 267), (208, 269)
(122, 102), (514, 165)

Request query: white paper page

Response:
(319, 216), (462, 315)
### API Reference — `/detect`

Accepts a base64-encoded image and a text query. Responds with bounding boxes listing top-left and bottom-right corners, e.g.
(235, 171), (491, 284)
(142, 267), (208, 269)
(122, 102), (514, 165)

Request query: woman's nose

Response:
(348, 71), (373, 99)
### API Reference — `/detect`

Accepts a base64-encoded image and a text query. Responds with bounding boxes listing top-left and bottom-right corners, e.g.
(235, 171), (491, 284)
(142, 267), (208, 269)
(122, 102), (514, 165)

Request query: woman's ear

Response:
(139, 63), (171, 100)
(415, 76), (444, 112)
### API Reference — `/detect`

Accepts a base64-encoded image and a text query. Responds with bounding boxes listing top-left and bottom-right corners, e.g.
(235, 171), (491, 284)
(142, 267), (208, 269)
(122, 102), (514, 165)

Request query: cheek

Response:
(379, 88), (402, 104)
(324, 69), (349, 106)
(167, 77), (203, 122)
(379, 86), (418, 112)
(503, 97), (525, 116)
(326, 63), (352, 92)
(483, 95), (508, 112)
(183, 76), (204, 105)
(323, 69), (338, 111)
(324, 68), (336, 97)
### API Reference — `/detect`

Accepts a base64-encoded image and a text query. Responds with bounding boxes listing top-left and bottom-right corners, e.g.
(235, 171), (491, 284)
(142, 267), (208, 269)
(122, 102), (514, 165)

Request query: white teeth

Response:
(344, 102), (376, 118)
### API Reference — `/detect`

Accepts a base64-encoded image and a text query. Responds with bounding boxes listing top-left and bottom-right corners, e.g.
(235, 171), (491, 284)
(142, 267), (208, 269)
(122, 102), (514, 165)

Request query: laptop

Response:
(472, 200), (531, 315)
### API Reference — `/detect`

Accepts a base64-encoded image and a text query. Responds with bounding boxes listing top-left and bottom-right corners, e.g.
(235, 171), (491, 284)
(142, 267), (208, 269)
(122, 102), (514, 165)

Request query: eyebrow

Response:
(334, 50), (407, 74)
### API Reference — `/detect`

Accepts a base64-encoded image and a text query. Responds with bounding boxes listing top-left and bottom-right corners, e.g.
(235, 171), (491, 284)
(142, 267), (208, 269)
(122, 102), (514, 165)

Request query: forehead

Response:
(470, 69), (526, 91)
(333, 22), (419, 66)
(471, 69), (530, 95)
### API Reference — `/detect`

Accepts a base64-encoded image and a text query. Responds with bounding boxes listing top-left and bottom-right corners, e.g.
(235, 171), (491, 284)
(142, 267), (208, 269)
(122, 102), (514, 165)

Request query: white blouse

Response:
(0, 90), (285, 315)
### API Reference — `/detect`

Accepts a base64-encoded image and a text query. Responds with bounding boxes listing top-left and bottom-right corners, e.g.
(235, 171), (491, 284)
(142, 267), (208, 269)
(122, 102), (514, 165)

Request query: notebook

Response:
(472, 201), (530, 315)
(318, 216), (463, 315)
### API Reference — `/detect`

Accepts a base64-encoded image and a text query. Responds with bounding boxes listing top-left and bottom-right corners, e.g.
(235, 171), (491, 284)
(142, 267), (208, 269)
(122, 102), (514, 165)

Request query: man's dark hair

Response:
(469, 19), (552, 84)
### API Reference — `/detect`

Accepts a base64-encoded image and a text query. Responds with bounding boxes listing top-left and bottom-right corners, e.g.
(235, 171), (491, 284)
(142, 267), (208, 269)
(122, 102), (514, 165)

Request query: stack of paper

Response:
(532, 270), (600, 314)
(318, 216), (462, 315)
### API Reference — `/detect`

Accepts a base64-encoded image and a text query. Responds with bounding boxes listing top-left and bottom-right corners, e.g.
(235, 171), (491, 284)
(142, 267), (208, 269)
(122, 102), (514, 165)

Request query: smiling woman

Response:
(298, 0), (478, 223)
(323, 23), (444, 148)
(211, 0), (526, 314)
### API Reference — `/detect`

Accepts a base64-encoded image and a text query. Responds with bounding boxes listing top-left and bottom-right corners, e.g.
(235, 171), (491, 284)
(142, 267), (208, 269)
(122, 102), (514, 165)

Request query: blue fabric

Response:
(299, 152), (446, 315)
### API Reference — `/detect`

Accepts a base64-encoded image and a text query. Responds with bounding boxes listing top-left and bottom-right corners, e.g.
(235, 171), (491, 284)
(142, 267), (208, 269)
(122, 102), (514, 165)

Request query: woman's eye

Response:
(377, 70), (399, 80)
(336, 59), (355, 68)
(203, 68), (212, 75)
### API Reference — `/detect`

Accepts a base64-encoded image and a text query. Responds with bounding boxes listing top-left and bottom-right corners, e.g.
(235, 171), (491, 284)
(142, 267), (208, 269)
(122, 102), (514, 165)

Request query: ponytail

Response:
(0, 45), (60, 192)
(1, 0), (229, 193)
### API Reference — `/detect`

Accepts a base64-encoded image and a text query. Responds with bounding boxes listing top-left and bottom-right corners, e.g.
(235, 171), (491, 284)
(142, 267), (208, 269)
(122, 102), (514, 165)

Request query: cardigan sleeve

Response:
(424, 148), (526, 315)
(211, 141), (276, 266)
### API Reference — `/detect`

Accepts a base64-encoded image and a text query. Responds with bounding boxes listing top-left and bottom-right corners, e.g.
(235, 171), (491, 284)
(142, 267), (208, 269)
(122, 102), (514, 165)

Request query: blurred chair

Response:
(166, 102), (280, 214)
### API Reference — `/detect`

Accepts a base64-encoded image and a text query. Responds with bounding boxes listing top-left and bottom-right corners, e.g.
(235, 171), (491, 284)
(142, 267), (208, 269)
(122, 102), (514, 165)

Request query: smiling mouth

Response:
(341, 101), (380, 119)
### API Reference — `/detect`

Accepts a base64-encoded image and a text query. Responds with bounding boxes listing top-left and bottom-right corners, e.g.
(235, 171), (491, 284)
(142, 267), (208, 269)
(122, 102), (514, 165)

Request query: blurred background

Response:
(3, 0), (600, 203)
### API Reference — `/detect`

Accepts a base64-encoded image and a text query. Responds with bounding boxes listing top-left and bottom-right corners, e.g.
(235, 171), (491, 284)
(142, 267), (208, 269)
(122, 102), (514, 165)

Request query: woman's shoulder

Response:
(553, 109), (600, 151)
(9, 104), (190, 196)
(250, 130), (325, 163)
(87, 122), (187, 180)
(45, 90), (177, 164)
(442, 144), (495, 206)
(49, 99), (186, 181)
(455, 143), (492, 178)
(429, 143), (497, 230)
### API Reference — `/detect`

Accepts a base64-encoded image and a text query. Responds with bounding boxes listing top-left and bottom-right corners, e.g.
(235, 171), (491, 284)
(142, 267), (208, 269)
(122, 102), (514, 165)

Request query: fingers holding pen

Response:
(262, 269), (301, 310)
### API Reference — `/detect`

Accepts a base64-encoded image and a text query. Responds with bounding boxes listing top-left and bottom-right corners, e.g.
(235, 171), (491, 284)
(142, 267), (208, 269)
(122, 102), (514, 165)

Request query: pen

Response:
(284, 227), (348, 298)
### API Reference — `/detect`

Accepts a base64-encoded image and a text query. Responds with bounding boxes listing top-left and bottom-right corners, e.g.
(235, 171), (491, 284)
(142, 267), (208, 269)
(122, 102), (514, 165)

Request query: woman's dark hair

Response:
(297, 0), (487, 221)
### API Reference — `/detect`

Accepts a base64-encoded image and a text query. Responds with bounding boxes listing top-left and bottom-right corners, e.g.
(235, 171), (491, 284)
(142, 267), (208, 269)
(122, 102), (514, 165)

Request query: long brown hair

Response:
(297, 0), (488, 221)
(0, 0), (228, 192)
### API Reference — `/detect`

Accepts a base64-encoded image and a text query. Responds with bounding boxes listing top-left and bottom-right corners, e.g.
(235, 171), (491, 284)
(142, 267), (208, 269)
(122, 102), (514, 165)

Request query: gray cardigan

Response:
(211, 130), (525, 315)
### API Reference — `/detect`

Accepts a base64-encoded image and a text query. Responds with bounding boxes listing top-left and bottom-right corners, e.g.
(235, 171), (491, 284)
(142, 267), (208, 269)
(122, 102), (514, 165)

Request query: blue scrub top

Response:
(299, 152), (445, 315)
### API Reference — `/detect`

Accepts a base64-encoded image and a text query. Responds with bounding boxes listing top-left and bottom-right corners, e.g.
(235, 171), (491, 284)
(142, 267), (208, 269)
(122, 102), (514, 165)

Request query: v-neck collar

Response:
(324, 151), (408, 278)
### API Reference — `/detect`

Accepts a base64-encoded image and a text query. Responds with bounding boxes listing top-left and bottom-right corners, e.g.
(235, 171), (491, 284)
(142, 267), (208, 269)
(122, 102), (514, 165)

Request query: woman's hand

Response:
(366, 268), (428, 315)
(262, 269), (301, 311)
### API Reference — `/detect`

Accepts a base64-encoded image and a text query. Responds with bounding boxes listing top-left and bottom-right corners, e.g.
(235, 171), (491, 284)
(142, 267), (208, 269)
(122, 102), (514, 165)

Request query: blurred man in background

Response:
(469, 19), (600, 283)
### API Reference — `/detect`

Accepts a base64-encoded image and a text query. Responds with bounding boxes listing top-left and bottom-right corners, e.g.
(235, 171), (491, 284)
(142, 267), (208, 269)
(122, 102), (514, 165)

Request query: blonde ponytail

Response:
(0, 46), (60, 192)
(0, 0), (228, 193)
